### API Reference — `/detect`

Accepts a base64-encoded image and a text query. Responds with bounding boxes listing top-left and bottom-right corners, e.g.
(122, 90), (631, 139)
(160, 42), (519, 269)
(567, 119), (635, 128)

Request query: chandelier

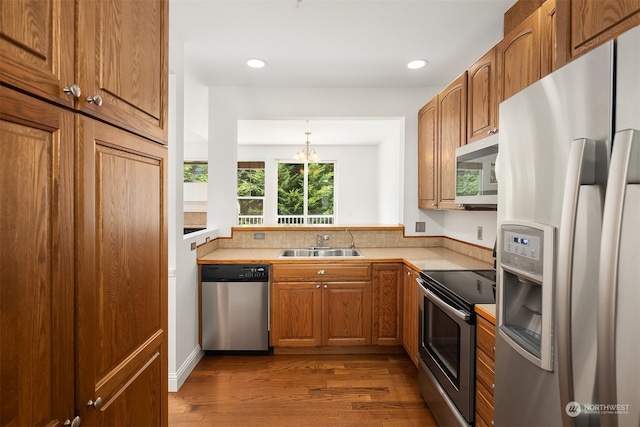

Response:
(294, 132), (320, 163)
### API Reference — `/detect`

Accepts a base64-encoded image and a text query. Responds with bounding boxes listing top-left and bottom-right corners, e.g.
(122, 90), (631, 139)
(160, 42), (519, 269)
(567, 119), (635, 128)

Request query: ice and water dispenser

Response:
(498, 221), (555, 371)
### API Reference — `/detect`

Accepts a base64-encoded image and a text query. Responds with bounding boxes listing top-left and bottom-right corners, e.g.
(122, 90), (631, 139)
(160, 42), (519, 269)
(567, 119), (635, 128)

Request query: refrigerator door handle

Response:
(598, 129), (640, 427)
(557, 138), (603, 427)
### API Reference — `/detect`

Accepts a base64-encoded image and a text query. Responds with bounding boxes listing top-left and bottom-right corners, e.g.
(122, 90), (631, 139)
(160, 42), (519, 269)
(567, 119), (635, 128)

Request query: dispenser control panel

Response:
(500, 223), (550, 277)
(504, 230), (541, 260)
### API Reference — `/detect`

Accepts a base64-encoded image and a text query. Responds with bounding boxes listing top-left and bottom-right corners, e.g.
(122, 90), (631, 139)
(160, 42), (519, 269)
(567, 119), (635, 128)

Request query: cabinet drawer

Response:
(476, 315), (496, 357)
(476, 380), (494, 426)
(273, 263), (372, 282)
(476, 347), (495, 396)
(475, 411), (491, 427)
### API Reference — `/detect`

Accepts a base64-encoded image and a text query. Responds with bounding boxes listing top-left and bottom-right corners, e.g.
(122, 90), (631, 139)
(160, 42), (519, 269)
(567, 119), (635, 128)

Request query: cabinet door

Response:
(271, 282), (322, 346)
(77, 0), (169, 144)
(437, 72), (467, 210)
(402, 266), (419, 368)
(540, 0), (557, 78)
(498, 9), (541, 103)
(556, 0), (640, 67)
(418, 98), (438, 209)
(0, 0), (75, 108)
(323, 282), (372, 346)
(76, 117), (168, 426)
(372, 263), (403, 345)
(0, 87), (75, 426)
(467, 47), (498, 143)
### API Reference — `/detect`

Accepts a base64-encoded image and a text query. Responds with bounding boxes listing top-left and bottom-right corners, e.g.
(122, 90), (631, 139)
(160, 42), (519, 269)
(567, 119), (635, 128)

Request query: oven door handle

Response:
(418, 282), (471, 322)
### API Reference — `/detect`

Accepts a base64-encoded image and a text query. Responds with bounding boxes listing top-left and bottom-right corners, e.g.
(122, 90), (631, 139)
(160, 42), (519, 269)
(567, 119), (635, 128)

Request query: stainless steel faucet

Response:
(316, 234), (330, 247)
(345, 228), (355, 249)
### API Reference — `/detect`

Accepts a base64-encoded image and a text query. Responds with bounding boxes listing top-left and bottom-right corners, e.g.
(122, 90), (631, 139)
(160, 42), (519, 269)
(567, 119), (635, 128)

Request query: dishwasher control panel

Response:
(201, 264), (270, 282)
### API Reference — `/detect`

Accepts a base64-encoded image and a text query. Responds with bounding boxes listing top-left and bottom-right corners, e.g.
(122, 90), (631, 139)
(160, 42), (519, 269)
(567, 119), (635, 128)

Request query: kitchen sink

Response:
(280, 248), (363, 257)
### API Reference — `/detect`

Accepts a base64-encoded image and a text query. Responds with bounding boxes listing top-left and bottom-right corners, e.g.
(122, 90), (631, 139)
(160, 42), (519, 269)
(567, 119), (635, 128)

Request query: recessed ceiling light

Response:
(247, 58), (267, 69)
(407, 59), (428, 70)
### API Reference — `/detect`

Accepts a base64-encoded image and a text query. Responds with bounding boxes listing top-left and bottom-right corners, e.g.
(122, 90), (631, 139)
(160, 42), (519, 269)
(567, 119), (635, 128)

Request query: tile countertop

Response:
(197, 246), (493, 272)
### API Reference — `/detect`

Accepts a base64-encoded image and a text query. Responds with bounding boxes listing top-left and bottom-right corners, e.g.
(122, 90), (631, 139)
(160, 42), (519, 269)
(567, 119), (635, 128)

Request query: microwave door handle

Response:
(598, 129), (640, 427)
(424, 288), (470, 322)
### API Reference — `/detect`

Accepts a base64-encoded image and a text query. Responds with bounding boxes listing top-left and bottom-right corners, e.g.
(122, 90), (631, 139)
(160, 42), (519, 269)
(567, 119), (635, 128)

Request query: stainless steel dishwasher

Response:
(201, 264), (270, 352)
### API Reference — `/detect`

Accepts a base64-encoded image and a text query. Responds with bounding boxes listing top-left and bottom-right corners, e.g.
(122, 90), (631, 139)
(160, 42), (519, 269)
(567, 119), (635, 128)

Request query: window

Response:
(277, 162), (334, 225)
(184, 162), (208, 183)
(237, 162), (265, 225)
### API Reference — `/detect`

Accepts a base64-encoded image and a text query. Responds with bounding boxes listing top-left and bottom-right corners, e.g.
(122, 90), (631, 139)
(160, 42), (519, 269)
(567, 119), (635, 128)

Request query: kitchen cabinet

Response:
(497, 7), (542, 102)
(418, 98), (438, 209)
(540, 0), (557, 78)
(475, 311), (496, 427)
(0, 1), (168, 425)
(271, 263), (372, 347)
(0, 0), (168, 144)
(402, 266), (419, 368)
(437, 72), (467, 210)
(372, 263), (403, 345)
(556, 0), (640, 68)
(1, 86), (75, 427)
(75, 117), (168, 427)
(467, 47), (499, 143)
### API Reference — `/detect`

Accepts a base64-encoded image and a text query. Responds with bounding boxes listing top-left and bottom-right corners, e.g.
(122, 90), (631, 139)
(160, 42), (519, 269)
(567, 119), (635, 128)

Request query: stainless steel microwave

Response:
(455, 135), (498, 205)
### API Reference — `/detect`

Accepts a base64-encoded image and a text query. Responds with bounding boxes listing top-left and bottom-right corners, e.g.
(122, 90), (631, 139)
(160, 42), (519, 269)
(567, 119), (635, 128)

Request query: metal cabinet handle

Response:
(63, 84), (81, 98)
(87, 397), (103, 410)
(316, 284), (320, 288)
(487, 128), (499, 135)
(86, 94), (103, 106)
(317, 270), (326, 275)
(324, 284), (328, 288)
(63, 416), (81, 427)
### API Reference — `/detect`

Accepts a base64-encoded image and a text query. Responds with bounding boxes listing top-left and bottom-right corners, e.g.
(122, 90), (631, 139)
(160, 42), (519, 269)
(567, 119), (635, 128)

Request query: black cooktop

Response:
(419, 270), (496, 311)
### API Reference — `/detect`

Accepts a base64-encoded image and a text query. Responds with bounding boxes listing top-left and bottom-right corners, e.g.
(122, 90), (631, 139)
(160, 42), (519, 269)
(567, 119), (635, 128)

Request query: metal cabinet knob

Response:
(316, 284), (320, 288)
(63, 416), (81, 427)
(432, 203), (437, 208)
(63, 84), (81, 98)
(317, 270), (326, 275)
(324, 284), (328, 288)
(487, 128), (499, 135)
(86, 94), (103, 106)
(87, 397), (103, 410)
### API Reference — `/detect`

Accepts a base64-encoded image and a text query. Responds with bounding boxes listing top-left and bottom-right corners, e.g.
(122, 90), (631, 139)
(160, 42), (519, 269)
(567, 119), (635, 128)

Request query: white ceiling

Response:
(170, 0), (516, 144)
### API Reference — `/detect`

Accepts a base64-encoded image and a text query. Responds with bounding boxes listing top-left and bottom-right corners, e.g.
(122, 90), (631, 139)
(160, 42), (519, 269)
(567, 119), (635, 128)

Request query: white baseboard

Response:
(168, 346), (204, 392)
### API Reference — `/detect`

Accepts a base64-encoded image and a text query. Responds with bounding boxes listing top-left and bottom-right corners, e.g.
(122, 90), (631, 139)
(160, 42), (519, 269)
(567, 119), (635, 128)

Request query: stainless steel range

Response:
(417, 269), (496, 427)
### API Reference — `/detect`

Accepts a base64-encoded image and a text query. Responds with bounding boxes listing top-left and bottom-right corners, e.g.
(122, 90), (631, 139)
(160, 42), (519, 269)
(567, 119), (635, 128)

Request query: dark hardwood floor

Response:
(168, 353), (437, 426)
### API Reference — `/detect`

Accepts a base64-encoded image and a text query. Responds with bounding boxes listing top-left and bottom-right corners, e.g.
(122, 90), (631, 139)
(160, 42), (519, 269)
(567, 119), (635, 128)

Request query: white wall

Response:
(208, 86), (436, 237)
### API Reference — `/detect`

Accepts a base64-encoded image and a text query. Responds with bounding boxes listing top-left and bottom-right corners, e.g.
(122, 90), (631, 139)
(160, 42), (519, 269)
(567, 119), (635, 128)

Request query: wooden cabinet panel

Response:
(476, 347), (495, 392)
(556, 0), (640, 67)
(0, 86), (75, 427)
(418, 98), (438, 209)
(77, 0), (169, 144)
(475, 313), (496, 427)
(402, 266), (419, 367)
(541, 0), (558, 77)
(271, 283), (322, 346)
(476, 380), (495, 427)
(0, 0), (75, 107)
(323, 282), (372, 346)
(437, 72), (467, 210)
(372, 263), (403, 345)
(477, 315), (496, 357)
(498, 9), (542, 102)
(272, 263), (372, 282)
(467, 47), (498, 143)
(76, 117), (168, 426)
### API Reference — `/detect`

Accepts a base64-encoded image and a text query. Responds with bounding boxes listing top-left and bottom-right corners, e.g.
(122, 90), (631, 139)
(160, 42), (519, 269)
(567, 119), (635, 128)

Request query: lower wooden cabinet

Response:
(0, 85), (168, 427)
(271, 263), (372, 347)
(475, 310), (496, 427)
(402, 266), (419, 367)
(372, 263), (403, 345)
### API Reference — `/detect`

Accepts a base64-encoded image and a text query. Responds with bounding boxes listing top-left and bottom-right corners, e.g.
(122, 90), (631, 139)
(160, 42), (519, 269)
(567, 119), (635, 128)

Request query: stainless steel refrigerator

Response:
(495, 25), (640, 427)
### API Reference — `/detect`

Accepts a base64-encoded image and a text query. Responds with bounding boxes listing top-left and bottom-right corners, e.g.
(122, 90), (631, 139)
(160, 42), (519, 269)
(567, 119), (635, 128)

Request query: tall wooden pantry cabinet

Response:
(0, 1), (169, 426)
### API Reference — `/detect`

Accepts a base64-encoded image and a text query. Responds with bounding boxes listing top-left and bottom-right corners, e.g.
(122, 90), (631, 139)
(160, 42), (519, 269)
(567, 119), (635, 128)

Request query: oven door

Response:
(417, 277), (474, 425)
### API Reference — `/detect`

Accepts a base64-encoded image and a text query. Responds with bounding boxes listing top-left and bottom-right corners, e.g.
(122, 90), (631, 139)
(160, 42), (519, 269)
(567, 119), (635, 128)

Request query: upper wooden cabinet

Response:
(0, 0), (168, 144)
(467, 47), (498, 143)
(540, 0), (557, 78)
(497, 8), (542, 103)
(556, 0), (640, 68)
(418, 98), (438, 209)
(437, 72), (467, 210)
